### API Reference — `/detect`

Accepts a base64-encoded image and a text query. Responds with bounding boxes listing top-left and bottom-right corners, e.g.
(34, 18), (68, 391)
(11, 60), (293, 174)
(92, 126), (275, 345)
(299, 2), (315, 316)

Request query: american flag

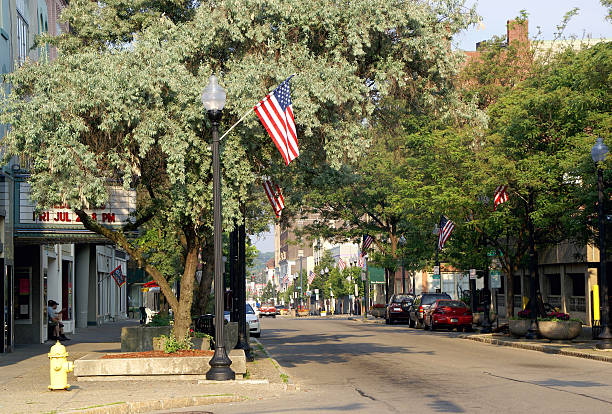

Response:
(362, 234), (373, 251)
(263, 180), (285, 217)
(438, 216), (455, 250)
(338, 258), (346, 271)
(254, 76), (299, 165)
(493, 185), (509, 210)
(308, 271), (316, 285)
(358, 255), (365, 269)
(282, 274), (289, 285)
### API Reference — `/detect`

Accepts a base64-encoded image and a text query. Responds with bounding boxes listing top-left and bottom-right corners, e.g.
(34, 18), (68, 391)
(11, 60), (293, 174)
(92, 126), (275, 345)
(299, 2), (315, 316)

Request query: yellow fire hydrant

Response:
(48, 340), (73, 390)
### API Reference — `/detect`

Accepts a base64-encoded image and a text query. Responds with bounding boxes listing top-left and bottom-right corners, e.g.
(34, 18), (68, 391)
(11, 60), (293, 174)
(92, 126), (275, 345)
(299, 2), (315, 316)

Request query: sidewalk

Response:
(0, 319), (296, 414)
(349, 316), (612, 363)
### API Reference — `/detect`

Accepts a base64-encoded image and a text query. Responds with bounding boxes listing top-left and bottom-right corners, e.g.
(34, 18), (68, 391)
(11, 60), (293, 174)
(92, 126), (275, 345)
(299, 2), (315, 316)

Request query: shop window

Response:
(16, 11), (27, 66)
(14, 267), (31, 322)
(513, 275), (521, 295)
(569, 273), (585, 297)
(546, 274), (561, 296)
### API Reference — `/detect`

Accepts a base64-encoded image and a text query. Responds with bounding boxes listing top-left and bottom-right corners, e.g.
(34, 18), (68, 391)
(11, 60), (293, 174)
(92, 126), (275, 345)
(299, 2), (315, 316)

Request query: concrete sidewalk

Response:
(0, 319), (295, 414)
(349, 315), (612, 363)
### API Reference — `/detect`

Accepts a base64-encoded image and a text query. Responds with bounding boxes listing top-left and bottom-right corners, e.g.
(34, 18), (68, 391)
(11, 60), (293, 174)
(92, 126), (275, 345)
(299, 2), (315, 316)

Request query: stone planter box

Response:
(298, 310), (309, 317)
(74, 349), (247, 381)
(121, 326), (172, 352)
(509, 319), (533, 337)
(538, 320), (582, 340)
(370, 307), (386, 318)
(152, 336), (211, 351)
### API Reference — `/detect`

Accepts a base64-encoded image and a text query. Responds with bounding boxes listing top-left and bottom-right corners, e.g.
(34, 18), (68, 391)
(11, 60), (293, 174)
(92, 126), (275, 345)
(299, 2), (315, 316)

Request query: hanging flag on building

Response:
(110, 265), (126, 287)
(282, 274), (289, 286)
(254, 76), (298, 165)
(308, 271), (316, 285)
(493, 185), (509, 210)
(338, 258), (346, 271)
(438, 216), (455, 250)
(362, 234), (373, 252)
(263, 179), (285, 217)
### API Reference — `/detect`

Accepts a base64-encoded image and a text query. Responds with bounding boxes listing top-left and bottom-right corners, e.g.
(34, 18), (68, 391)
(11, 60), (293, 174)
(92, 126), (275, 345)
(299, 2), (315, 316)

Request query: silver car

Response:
(246, 303), (261, 337)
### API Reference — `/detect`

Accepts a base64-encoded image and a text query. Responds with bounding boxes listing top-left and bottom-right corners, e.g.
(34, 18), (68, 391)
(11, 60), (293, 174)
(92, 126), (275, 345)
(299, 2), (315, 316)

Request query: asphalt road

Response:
(191, 317), (612, 413)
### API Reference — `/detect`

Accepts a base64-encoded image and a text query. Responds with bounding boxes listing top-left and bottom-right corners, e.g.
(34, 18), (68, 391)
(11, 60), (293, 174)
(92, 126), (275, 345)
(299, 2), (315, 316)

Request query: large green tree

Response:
(2, 0), (479, 337)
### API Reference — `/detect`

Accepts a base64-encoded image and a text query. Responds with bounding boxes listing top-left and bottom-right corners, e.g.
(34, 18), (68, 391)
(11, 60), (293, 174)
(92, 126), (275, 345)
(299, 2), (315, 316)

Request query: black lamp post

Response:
(202, 75), (235, 380)
(592, 138), (611, 348)
(298, 249), (304, 313)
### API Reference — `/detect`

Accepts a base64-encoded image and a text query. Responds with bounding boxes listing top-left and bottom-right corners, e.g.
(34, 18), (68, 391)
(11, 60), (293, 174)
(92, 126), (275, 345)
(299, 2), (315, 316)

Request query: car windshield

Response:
(246, 304), (255, 314)
(422, 294), (451, 305)
(437, 300), (466, 308)
(392, 295), (413, 303)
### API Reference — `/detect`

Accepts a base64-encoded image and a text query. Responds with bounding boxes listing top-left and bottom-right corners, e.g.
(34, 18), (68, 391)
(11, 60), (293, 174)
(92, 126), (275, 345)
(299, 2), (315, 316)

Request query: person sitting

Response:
(47, 300), (69, 341)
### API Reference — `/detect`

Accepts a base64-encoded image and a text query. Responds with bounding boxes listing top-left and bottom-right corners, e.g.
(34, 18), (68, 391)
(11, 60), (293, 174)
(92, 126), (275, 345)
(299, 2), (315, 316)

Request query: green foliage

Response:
(159, 333), (192, 354)
(260, 281), (275, 303)
(147, 312), (171, 327)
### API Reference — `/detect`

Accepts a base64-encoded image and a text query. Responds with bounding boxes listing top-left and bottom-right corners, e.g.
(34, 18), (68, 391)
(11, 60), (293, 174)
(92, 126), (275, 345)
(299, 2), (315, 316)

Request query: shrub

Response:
(158, 333), (192, 354)
(148, 312), (171, 326)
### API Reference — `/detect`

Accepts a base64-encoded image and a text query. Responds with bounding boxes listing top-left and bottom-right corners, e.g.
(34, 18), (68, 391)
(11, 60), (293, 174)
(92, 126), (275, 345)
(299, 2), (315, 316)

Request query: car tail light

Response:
(419, 306), (423, 316)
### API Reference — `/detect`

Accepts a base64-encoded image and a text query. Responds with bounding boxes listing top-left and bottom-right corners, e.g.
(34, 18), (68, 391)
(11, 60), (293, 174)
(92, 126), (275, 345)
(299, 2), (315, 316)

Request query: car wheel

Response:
(272, 314), (276, 318)
(463, 325), (472, 332)
(385, 317), (390, 325)
(430, 321), (436, 331)
(409, 318), (415, 328)
(252, 332), (260, 338)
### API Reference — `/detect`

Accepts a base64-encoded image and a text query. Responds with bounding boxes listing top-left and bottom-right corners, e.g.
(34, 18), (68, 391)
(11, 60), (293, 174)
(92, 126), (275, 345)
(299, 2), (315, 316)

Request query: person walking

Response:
(47, 300), (69, 341)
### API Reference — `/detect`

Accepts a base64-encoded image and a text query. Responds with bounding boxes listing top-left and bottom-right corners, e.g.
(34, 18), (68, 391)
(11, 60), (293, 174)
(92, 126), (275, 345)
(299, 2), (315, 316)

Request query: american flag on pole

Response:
(362, 234), (373, 252)
(282, 274), (289, 286)
(493, 185), (509, 210)
(308, 271), (316, 285)
(358, 254), (365, 269)
(262, 180), (285, 217)
(438, 216), (455, 250)
(254, 76), (298, 165)
(338, 258), (346, 271)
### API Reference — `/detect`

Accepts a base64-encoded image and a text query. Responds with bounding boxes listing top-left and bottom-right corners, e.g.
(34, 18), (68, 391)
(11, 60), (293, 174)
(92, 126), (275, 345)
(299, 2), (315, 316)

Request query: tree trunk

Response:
(172, 242), (199, 339)
(197, 244), (215, 314)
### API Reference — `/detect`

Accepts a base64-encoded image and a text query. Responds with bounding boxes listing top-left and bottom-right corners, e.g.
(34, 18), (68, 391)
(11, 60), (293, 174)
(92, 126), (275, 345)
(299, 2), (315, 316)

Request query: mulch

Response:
(101, 350), (214, 359)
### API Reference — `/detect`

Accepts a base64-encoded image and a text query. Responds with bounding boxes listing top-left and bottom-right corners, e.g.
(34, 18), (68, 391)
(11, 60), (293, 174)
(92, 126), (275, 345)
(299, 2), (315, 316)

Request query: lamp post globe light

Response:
(202, 75), (235, 380)
(592, 138), (611, 348)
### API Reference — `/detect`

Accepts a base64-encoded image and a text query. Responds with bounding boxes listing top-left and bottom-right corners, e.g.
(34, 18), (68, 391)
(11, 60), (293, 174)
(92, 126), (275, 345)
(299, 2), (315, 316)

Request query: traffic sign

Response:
(490, 270), (502, 289)
(433, 266), (440, 275)
(432, 274), (440, 280)
(469, 269), (476, 280)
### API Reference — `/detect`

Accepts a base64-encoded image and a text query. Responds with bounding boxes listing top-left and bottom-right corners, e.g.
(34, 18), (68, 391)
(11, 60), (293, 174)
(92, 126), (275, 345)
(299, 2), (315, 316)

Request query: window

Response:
(16, 11), (28, 66)
(547, 274), (561, 296)
(569, 273), (585, 297)
(14, 267), (32, 322)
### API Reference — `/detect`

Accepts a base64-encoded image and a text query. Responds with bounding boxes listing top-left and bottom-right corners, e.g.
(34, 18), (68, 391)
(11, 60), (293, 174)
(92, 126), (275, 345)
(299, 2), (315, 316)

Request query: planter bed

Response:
(102, 350), (214, 359)
(74, 349), (246, 381)
(538, 320), (582, 340)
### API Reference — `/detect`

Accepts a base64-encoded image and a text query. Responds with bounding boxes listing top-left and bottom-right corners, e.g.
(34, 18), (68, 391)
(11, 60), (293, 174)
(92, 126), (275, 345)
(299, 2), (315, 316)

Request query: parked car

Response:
(275, 305), (286, 315)
(385, 294), (414, 324)
(424, 299), (473, 332)
(260, 303), (276, 317)
(409, 292), (452, 328)
(246, 303), (261, 337)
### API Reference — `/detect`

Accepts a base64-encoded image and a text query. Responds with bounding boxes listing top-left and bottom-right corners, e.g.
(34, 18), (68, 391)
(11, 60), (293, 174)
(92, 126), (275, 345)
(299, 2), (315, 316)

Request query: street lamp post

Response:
(433, 224), (440, 293)
(592, 138), (611, 348)
(202, 75), (235, 380)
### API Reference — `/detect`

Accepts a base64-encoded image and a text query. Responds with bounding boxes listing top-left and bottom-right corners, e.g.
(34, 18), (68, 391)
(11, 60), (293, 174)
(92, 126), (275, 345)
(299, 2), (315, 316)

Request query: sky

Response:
(455, 0), (611, 50)
(250, 0), (611, 254)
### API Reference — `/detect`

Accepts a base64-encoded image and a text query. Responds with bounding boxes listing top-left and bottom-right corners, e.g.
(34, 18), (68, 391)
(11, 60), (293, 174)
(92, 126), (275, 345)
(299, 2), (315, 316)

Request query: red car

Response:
(260, 303), (276, 318)
(424, 299), (472, 332)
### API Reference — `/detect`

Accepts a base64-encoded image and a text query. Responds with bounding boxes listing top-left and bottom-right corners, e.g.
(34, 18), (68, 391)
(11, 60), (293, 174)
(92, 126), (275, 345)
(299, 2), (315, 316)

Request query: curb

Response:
(459, 334), (612, 363)
(61, 394), (243, 414)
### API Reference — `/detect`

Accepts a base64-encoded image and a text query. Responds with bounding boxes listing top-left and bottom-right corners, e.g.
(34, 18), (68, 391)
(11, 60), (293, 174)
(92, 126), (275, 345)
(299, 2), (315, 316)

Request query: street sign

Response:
(469, 269), (476, 280)
(490, 270), (502, 289)
(433, 266), (440, 275)
(432, 274), (440, 280)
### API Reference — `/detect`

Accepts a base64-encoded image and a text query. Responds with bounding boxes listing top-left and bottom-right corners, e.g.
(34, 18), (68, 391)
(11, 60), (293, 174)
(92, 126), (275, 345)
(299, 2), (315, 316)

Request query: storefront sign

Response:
(19, 182), (135, 226)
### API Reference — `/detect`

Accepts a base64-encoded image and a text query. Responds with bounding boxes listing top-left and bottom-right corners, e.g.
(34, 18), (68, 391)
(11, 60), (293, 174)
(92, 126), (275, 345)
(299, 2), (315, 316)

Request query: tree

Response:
(1, 0), (478, 338)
